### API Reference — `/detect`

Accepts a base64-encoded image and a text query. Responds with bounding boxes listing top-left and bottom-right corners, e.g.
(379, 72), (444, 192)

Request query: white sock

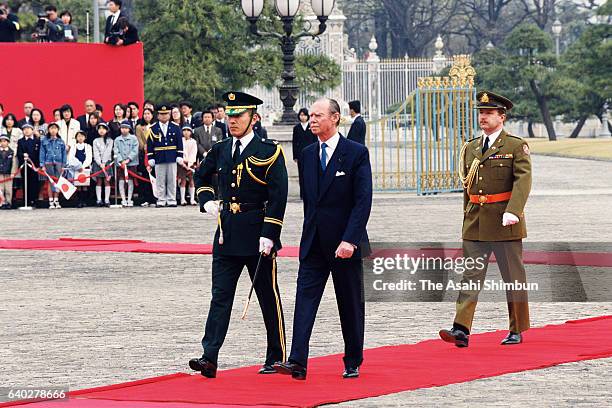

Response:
(180, 186), (186, 203)
(104, 186), (111, 203)
(96, 186), (102, 201)
(127, 180), (134, 201)
(119, 180), (126, 201)
(189, 187), (196, 203)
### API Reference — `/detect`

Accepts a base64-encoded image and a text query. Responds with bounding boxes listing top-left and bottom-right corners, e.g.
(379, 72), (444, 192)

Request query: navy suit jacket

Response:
(299, 135), (372, 261)
(347, 116), (366, 145)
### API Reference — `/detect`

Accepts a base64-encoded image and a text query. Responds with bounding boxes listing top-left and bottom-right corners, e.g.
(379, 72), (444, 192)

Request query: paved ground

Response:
(1, 154), (611, 406)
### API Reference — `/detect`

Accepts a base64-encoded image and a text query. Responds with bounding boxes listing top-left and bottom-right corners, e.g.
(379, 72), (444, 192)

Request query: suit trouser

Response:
(454, 240), (530, 333)
(0, 177), (13, 204)
(202, 254), (286, 366)
(289, 240), (365, 369)
(155, 163), (177, 205)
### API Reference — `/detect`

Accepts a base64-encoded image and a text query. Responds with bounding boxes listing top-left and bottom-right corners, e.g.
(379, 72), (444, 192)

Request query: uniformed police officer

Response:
(146, 104), (183, 207)
(439, 91), (532, 347)
(189, 91), (288, 378)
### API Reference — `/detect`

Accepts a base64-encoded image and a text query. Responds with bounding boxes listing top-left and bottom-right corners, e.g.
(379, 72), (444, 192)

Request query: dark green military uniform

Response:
(193, 92), (288, 368)
(454, 91), (532, 335)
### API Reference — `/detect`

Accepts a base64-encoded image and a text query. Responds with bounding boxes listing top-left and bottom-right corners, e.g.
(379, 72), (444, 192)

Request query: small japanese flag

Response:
(148, 170), (158, 199)
(56, 176), (77, 199)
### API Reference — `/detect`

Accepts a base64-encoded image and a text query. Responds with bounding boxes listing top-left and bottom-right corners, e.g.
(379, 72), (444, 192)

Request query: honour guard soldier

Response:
(146, 104), (183, 207)
(189, 91), (288, 378)
(439, 91), (532, 347)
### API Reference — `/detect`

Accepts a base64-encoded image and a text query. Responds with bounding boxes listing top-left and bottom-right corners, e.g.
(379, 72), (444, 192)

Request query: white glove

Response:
(203, 200), (219, 217)
(502, 212), (520, 226)
(147, 159), (155, 167)
(259, 237), (274, 256)
(176, 157), (184, 165)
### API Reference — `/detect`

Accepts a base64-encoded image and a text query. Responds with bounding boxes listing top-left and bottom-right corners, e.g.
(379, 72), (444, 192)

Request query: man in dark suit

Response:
(292, 108), (316, 199)
(276, 98), (373, 380)
(347, 100), (366, 145)
(104, 0), (124, 43)
(213, 104), (228, 139)
(193, 110), (223, 161)
(180, 101), (201, 129)
(77, 99), (97, 131)
(17, 101), (34, 128)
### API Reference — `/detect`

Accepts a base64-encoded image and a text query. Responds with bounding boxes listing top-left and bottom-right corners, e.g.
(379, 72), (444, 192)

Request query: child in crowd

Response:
(17, 124), (41, 208)
(178, 125), (198, 206)
(113, 120), (139, 207)
(39, 122), (66, 209)
(92, 122), (114, 207)
(0, 135), (15, 209)
(68, 130), (92, 208)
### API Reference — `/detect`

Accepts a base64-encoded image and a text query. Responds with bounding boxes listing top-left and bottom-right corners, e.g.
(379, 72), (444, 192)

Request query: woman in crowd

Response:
(92, 122), (114, 207)
(30, 108), (47, 138)
(60, 10), (78, 42)
(2, 113), (22, 175)
(135, 107), (155, 207)
(109, 103), (127, 140)
(57, 104), (80, 150)
(67, 130), (92, 207)
(177, 125), (197, 206)
(39, 122), (66, 209)
(292, 107), (316, 200)
(171, 105), (183, 127)
(86, 112), (101, 145)
(53, 108), (61, 123)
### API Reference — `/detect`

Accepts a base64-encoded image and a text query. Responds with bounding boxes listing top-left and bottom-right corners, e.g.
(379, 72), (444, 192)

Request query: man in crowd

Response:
(180, 101), (201, 129)
(0, 3), (20, 42)
(32, 5), (64, 42)
(276, 98), (372, 380)
(439, 91), (532, 348)
(77, 100), (97, 130)
(214, 104), (228, 139)
(253, 112), (267, 140)
(17, 102), (34, 128)
(104, 0), (124, 43)
(190, 91), (288, 379)
(347, 100), (366, 145)
(107, 16), (139, 46)
(146, 104), (183, 207)
(194, 110), (222, 161)
(127, 101), (140, 130)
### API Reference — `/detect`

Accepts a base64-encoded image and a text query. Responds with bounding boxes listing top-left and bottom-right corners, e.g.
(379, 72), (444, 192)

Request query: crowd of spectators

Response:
(0, 98), (270, 209)
(0, 1), (138, 45)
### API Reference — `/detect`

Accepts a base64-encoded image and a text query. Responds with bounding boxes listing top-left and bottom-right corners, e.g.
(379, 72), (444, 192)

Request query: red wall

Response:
(0, 42), (144, 121)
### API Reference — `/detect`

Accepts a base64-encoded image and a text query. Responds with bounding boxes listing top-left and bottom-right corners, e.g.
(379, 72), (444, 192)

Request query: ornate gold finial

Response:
(449, 54), (476, 85)
(228, 93), (236, 101)
(480, 93), (489, 103)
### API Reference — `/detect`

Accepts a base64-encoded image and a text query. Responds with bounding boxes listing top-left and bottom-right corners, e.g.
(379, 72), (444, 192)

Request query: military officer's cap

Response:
(47, 122), (60, 130)
(475, 91), (513, 111)
(157, 104), (171, 114)
(181, 125), (193, 132)
(96, 122), (110, 130)
(120, 120), (133, 129)
(222, 91), (263, 117)
(21, 123), (34, 130)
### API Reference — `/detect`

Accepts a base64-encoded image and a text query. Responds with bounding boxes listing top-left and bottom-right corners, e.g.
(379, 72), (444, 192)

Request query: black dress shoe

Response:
(343, 366), (359, 379)
(501, 331), (522, 345)
(189, 357), (217, 378)
(274, 361), (306, 380)
(258, 363), (278, 374)
(439, 328), (469, 347)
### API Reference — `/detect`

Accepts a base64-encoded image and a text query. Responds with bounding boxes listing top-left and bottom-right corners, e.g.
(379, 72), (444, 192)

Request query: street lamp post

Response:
(241, 0), (336, 125)
(552, 19), (562, 58)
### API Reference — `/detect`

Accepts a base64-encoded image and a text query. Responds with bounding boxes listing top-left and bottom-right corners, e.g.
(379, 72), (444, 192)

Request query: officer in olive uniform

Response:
(189, 92), (288, 378)
(439, 91), (532, 347)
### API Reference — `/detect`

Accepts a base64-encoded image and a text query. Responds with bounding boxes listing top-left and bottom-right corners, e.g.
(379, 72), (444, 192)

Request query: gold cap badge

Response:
(480, 93), (489, 103)
(228, 93), (236, 101)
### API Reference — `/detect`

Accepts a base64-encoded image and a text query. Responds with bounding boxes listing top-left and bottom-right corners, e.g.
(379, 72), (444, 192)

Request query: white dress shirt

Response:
(233, 132), (254, 156)
(482, 127), (503, 148)
(318, 132), (340, 167)
(160, 122), (168, 137)
(110, 11), (120, 27)
(300, 122), (309, 131)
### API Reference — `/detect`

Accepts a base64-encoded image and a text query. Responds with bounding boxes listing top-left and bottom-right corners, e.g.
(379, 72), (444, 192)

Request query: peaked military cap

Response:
(157, 104), (171, 114)
(475, 91), (513, 111)
(21, 123), (34, 130)
(222, 91), (263, 116)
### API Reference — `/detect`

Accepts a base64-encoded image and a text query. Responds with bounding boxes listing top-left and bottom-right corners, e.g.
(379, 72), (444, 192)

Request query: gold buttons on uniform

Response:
(232, 170), (236, 174)
(232, 197), (236, 201)
(231, 183), (236, 188)
(480, 165), (484, 168)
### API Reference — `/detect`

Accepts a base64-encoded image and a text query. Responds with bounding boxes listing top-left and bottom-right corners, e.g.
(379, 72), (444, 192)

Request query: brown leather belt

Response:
(469, 191), (512, 204)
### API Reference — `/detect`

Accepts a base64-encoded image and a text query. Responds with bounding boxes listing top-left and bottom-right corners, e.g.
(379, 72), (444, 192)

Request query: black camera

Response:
(34, 13), (49, 41)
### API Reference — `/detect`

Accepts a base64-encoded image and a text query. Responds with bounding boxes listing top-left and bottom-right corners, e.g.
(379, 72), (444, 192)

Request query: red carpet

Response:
(0, 238), (610, 266)
(3, 316), (612, 408)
